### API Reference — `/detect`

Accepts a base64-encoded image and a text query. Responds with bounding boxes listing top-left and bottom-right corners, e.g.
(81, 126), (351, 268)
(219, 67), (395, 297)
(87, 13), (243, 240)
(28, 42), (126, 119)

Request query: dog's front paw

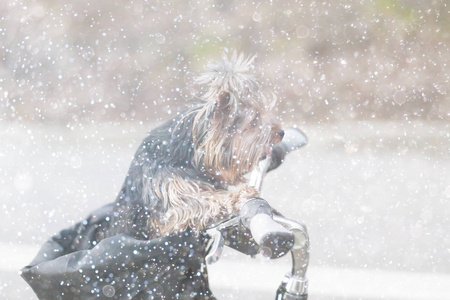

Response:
(233, 185), (260, 210)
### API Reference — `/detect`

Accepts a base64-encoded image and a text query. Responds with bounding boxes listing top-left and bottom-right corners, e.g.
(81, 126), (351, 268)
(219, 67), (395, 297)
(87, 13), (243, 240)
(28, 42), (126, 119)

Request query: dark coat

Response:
(21, 203), (259, 299)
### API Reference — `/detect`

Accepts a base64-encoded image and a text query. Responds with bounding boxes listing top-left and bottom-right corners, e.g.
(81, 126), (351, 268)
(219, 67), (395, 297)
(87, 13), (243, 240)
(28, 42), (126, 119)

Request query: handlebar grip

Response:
(240, 198), (294, 259)
(249, 214), (294, 259)
(269, 128), (308, 172)
(281, 127), (308, 153)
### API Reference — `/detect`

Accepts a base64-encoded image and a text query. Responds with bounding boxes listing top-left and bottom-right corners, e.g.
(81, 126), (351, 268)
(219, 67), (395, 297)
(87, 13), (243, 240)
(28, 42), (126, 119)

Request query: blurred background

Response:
(1, 0), (449, 299)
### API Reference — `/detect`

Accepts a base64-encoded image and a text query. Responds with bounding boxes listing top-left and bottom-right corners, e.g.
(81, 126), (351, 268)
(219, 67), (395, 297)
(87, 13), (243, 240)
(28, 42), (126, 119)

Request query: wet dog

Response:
(113, 53), (284, 239)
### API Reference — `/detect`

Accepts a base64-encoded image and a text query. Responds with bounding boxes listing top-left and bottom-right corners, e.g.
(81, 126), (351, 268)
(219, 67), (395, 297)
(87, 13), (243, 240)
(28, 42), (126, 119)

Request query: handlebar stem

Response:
(274, 215), (310, 299)
(248, 156), (272, 192)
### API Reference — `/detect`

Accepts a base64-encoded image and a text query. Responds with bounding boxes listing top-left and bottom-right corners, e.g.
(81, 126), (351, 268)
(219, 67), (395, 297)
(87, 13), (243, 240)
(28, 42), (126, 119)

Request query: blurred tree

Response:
(0, 0), (448, 125)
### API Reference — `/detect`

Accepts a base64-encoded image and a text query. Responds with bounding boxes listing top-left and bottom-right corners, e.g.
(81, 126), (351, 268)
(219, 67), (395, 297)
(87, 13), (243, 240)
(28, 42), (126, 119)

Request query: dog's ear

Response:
(213, 91), (232, 120)
(217, 91), (231, 111)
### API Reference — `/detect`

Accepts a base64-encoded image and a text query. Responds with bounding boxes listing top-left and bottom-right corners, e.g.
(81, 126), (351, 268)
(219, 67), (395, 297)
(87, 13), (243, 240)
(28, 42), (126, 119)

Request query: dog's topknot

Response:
(195, 52), (275, 112)
(196, 52), (258, 94)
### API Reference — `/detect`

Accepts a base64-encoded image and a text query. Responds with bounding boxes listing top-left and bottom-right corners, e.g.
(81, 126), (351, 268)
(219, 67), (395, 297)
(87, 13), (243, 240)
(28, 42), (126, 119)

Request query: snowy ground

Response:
(1, 120), (449, 299)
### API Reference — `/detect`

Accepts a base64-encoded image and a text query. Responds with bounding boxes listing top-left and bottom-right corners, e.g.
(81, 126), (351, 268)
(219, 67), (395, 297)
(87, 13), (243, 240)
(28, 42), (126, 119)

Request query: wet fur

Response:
(112, 53), (282, 239)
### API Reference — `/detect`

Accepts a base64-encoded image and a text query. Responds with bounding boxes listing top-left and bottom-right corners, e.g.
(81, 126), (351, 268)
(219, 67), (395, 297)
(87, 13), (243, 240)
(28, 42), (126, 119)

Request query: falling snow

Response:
(1, 0), (450, 299)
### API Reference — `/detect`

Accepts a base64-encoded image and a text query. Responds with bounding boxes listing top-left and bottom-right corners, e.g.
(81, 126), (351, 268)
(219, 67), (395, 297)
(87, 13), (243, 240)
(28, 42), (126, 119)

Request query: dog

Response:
(112, 52), (284, 240)
(21, 52), (286, 299)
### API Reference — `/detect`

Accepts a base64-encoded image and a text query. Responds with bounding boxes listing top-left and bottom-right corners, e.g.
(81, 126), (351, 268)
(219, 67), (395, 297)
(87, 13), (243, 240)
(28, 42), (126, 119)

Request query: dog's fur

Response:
(112, 53), (283, 239)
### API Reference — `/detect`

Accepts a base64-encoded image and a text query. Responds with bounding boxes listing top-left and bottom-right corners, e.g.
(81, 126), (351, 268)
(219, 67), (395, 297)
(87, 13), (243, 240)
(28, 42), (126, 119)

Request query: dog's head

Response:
(191, 52), (283, 185)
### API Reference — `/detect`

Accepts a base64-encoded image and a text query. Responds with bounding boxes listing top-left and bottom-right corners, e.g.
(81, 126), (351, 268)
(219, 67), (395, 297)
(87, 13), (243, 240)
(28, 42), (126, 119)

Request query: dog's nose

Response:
(277, 130), (285, 139)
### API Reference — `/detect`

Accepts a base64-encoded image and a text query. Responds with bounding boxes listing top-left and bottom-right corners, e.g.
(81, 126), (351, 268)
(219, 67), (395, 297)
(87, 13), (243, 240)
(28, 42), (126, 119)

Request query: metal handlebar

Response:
(206, 127), (310, 299)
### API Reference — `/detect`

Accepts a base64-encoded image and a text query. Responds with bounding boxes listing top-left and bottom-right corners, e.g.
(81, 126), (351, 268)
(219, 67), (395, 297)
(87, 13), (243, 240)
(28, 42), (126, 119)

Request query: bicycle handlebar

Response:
(239, 127), (307, 258)
(206, 127), (310, 298)
(206, 127), (307, 258)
